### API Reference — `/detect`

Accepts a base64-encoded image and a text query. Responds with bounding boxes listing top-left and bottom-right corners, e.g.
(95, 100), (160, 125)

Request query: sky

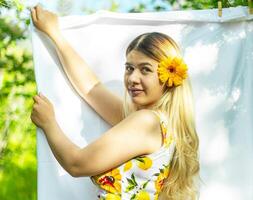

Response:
(0, 0), (171, 50)
(24, 0), (172, 15)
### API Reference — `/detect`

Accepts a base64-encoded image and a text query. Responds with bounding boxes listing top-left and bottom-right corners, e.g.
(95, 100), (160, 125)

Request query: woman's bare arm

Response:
(72, 110), (162, 177)
(31, 5), (100, 95)
(42, 109), (162, 177)
(48, 35), (124, 125)
(31, 5), (124, 125)
(49, 33), (101, 96)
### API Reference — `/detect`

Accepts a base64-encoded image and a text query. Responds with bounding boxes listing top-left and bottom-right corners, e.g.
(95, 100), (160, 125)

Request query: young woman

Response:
(30, 5), (200, 200)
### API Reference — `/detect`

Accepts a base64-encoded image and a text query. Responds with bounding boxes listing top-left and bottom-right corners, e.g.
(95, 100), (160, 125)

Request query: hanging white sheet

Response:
(30, 6), (253, 200)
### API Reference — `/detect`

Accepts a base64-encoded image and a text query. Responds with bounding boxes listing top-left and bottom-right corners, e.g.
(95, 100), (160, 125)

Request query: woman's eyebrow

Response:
(125, 62), (153, 67)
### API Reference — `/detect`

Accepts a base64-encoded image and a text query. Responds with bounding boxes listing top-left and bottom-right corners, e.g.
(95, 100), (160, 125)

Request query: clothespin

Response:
(249, 0), (253, 14)
(218, 1), (222, 17)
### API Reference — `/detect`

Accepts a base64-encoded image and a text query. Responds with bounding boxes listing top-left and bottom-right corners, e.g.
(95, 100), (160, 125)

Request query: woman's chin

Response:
(131, 101), (146, 109)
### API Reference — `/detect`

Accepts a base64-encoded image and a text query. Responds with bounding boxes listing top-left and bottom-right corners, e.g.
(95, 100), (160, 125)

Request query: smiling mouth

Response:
(129, 90), (144, 97)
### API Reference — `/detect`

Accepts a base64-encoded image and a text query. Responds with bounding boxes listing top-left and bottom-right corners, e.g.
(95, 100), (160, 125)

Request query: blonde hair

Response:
(122, 32), (200, 200)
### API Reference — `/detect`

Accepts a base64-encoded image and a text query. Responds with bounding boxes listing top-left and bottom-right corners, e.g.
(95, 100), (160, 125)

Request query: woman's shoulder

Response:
(121, 109), (166, 135)
(126, 109), (165, 152)
(126, 109), (162, 128)
(132, 109), (167, 126)
(120, 109), (162, 142)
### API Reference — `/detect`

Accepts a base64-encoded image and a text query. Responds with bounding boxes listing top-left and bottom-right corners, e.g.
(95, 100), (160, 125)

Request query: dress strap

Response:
(150, 110), (176, 149)
(151, 110), (167, 139)
(150, 110), (160, 120)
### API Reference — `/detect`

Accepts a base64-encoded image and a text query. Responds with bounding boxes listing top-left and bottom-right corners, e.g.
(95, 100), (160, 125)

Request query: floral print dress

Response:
(90, 110), (176, 200)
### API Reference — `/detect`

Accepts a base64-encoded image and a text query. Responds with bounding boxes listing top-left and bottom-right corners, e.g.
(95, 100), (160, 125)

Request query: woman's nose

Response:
(128, 70), (141, 85)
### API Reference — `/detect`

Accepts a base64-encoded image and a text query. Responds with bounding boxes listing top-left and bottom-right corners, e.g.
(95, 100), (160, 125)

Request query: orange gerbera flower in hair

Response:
(157, 56), (188, 87)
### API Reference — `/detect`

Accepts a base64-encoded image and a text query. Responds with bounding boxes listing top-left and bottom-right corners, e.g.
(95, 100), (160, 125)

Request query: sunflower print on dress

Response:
(92, 168), (122, 194)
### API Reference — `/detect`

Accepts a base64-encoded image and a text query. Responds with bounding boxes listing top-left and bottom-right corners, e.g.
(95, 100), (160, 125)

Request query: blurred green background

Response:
(0, 0), (250, 199)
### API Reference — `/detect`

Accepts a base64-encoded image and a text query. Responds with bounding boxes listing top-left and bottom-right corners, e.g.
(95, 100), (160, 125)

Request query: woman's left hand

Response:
(31, 93), (56, 131)
(30, 5), (60, 39)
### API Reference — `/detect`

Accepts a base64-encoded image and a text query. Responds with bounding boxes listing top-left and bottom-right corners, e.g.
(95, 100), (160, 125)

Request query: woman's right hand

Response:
(30, 4), (60, 39)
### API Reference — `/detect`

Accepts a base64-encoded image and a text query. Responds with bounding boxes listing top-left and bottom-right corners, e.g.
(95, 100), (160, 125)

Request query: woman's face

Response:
(124, 50), (165, 110)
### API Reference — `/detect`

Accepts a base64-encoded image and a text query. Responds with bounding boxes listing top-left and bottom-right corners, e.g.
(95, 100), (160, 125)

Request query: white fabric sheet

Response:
(30, 6), (253, 200)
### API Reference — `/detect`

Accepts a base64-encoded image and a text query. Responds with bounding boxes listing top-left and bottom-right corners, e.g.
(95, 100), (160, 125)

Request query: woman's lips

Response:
(129, 90), (144, 97)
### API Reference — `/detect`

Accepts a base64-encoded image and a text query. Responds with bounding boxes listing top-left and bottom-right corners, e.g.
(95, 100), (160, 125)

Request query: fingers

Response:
(30, 7), (37, 22)
(32, 93), (52, 110)
(35, 4), (43, 19)
(32, 93), (45, 103)
(33, 94), (41, 103)
(30, 4), (43, 21)
(38, 92), (51, 104)
(35, 4), (43, 10)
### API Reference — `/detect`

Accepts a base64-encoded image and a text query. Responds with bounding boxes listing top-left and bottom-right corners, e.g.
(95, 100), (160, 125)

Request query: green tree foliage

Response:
(0, 1), (37, 200)
(166, 0), (249, 9)
(128, 0), (250, 12)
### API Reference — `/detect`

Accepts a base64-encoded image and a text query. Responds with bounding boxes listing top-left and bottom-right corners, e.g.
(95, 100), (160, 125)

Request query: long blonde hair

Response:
(122, 32), (200, 200)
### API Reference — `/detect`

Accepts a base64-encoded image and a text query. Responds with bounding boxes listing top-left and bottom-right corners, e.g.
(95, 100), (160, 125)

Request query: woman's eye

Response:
(125, 66), (150, 73)
(142, 67), (150, 72)
(125, 66), (133, 71)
